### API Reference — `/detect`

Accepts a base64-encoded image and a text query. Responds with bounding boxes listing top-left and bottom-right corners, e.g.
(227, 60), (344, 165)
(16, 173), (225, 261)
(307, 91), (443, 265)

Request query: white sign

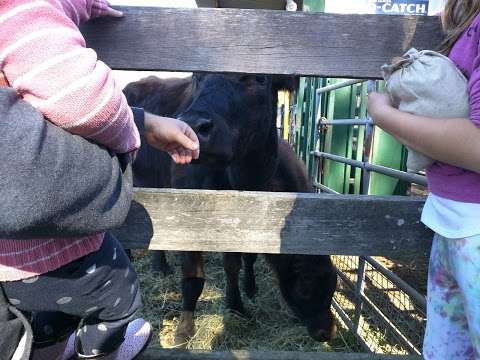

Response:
(325, 0), (442, 16)
(368, 0), (429, 15)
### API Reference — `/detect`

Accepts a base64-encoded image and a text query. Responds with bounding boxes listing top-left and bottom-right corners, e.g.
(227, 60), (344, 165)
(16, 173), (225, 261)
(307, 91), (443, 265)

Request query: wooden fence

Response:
(81, 7), (441, 359)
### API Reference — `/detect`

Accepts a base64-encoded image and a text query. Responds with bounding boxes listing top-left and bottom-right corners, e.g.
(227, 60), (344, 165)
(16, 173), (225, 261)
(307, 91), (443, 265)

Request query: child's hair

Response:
(439, 0), (480, 54)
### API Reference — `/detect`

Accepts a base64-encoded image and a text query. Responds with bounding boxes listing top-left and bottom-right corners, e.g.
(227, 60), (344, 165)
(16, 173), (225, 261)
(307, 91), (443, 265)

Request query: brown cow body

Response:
(124, 73), (337, 345)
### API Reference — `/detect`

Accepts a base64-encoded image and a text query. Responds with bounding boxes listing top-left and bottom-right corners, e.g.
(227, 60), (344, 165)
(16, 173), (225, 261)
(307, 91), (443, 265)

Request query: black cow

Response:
(124, 73), (337, 345)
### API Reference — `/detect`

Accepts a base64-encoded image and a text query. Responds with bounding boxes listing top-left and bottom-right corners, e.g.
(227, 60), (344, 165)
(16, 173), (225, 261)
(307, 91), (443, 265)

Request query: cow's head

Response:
(177, 73), (296, 189)
(177, 74), (274, 164)
(277, 255), (338, 342)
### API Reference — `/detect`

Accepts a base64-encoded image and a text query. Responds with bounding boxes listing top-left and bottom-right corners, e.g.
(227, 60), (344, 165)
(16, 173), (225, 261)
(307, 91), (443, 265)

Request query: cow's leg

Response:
(175, 251), (205, 347)
(223, 252), (245, 315)
(151, 250), (174, 276)
(242, 253), (258, 299)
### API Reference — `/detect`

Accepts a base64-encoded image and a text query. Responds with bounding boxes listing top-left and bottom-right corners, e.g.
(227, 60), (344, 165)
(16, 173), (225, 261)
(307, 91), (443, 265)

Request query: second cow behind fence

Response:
(123, 73), (338, 346)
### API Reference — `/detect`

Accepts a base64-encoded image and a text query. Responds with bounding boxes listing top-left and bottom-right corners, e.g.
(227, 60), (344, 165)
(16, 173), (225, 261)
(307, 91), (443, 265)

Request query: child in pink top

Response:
(0, 1), (199, 359)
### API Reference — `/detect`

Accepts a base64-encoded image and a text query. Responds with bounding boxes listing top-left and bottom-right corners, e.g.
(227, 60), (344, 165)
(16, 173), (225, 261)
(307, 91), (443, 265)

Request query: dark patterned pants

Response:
(2, 232), (142, 356)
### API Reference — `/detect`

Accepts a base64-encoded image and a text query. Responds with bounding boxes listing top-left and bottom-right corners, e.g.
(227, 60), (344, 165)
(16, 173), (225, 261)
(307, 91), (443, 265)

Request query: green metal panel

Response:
(313, 78), (326, 184)
(368, 81), (408, 196)
(354, 82), (368, 195)
(368, 130), (408, 195)
(295, 0), (325, 165)
(294, 77), (307, 157)
(342, 86), (357, 194)
(301, 78), (313, 164)
(302, 0), (325, 12)
(301, 78), (312, 163)
(305, 78), (320, 175)
(323, 79), (354, 193)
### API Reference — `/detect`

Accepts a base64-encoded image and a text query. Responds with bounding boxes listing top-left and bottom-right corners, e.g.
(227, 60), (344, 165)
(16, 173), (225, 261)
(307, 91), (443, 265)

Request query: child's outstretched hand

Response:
(144, 113), (200, 164)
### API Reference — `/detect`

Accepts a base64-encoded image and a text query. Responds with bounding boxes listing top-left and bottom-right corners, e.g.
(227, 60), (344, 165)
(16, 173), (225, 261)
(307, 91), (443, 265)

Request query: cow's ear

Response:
(123, 76), (161, 107)
(272, 75), (299, 92)
(123, 82), (142, 106)
(192, 72), (207, 85)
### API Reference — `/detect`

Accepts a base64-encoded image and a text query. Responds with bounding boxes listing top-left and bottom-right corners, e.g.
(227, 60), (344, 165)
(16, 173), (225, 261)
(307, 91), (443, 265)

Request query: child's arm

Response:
(368, 45), (480, 174)
(0, 0), (139, 154)
(0, 87), (134, 238)
(367, 93), (480, 173)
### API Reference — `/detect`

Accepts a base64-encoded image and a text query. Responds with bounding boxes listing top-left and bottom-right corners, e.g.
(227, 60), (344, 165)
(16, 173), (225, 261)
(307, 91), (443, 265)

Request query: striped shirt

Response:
(0, 0), (140, 281)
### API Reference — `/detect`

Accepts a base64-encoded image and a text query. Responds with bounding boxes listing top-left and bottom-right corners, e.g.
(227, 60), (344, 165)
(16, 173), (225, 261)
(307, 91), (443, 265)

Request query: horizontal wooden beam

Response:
(81, 7), (442, 78)
(138, 348), (421, 360)
(112, 189), (432, 257)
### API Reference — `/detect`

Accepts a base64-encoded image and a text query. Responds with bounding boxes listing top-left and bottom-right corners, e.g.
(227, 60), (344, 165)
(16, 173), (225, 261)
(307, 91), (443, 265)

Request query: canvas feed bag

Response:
(382, 48), (469, 172)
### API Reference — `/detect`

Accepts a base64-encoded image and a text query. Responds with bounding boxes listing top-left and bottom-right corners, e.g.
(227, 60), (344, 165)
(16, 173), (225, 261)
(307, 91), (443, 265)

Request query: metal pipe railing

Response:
(312, 151), (428, 187)
(362, 80), (377, 194)
(365, 256), (427, 311)
(312, 181), (340, 194)
(319, 118), (374, 126)
(336, 268), (421, 355)
(331, 299), (371, 353)
(310, 78), (426, 355)
(353, 257), (367, 332)
(315, 79), (367, 95)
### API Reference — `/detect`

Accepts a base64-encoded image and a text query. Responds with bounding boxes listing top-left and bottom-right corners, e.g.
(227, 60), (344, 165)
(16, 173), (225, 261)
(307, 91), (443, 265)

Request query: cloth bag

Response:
(382, 48), (469, 172)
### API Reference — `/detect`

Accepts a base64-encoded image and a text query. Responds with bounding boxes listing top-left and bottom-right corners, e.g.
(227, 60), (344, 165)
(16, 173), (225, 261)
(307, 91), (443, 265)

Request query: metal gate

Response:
(289, 77), (429, 354)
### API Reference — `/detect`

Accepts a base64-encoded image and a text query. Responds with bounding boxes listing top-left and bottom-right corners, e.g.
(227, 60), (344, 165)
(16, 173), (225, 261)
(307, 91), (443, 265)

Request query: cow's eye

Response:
(255, 76), (267, 85)
(238, 75), (267, 86)
(238, 75), (252, 83)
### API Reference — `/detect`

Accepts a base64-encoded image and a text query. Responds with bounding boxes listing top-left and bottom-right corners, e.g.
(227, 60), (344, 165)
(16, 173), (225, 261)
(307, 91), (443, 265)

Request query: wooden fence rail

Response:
(81, 7), (442, 79)
(113, 189), (432, 257)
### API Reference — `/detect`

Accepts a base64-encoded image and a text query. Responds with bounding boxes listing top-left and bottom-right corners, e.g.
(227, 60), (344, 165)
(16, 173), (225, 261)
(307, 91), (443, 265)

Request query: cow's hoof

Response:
(308, 321), (337, 343)
(226, 300), (246, 317)
(174, 333), (190, 348)
(243, 281), (257, 299)
(151, 260), (174, 277)
(225, 302), (250, 318)
(161, 265), (175, 277)
(174, 312), (195, 347)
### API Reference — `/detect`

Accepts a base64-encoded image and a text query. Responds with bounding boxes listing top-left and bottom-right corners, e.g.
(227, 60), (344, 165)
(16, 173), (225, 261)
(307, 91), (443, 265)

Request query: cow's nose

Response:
(307, 321), (337, 342)
(308, 328), (332, 342)
(190, 118), (213, 140)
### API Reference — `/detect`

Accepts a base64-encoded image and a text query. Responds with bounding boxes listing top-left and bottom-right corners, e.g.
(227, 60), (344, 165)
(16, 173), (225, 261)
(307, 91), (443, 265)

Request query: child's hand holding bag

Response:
(382, 48), (470, 172)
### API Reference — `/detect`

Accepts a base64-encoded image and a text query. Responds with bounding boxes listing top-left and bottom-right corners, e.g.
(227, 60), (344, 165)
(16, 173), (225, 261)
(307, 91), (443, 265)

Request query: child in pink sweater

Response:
(0, 1), (199, 359)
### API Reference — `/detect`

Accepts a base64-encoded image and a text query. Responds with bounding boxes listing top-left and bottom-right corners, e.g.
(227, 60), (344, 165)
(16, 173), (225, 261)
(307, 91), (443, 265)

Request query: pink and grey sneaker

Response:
(77, 318), (152, 360)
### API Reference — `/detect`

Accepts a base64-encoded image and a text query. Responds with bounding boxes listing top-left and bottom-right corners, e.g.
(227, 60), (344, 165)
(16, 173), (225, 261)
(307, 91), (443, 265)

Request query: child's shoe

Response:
(77, 318), (152, 360)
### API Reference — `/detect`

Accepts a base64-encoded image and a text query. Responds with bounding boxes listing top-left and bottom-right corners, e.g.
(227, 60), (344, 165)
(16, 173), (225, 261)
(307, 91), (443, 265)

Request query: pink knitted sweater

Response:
(0, 0), (140, 281)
